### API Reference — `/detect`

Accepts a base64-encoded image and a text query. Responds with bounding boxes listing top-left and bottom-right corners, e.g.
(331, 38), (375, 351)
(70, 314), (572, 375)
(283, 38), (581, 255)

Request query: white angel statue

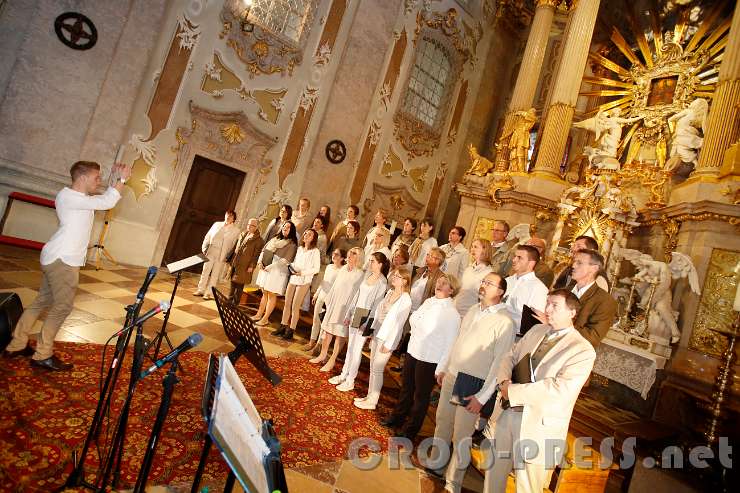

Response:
(506, 223), (532, 245)
(620, 249), (701, 344)
(666, 98), (708, 171)
(574, 109), (642, 169)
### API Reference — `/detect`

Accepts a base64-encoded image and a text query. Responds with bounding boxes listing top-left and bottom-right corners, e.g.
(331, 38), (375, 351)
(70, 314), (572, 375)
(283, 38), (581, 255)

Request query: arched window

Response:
(246, 0), (316, 44)
(401, 38), (453, 130)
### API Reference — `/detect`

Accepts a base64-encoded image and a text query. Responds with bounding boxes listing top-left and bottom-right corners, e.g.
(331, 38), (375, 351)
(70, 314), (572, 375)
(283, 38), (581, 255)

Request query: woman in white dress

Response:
(263, 204), (292, 242)
(329, 252), (390, 392)
(454, 238), (493, 317)
(253, 221), (298, 326)
(363, 229), (391, 269)
(409, 218), (438, 272)
(363, 209), (390, 249)
(310, 247), (365, 371)
(273, 228), (321, 340)
(195, 210), (241, 300)
(303, 248), (346, 352)
(354, 266), (412, 410)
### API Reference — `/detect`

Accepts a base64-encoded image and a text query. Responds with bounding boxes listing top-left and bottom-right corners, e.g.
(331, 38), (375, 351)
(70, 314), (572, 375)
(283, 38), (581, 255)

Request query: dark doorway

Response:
(162, 155), (245, 271)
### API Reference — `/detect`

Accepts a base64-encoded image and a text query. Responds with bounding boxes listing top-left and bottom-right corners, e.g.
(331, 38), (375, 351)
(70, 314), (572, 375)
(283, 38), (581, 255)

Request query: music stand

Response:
(147, 254), (207, 361)
(211, 287), (282, 385)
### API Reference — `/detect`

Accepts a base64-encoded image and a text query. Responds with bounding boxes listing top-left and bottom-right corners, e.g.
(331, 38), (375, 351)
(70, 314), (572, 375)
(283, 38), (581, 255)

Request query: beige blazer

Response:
(491, 323), (596, 465)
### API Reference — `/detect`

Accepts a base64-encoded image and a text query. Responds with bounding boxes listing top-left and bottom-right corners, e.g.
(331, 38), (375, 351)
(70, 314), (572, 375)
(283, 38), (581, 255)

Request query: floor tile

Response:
(144, 291), (191, 307)
(166, 328), (224, 353)
(74, 298), (128, 319)
(64, 319), (126, 344)
(78, 270), (129, 282)
(177, 303), (219, 319)
(1, 271), (43, 289)
(153, 308), (206, 328)
(78, 282), (119, 293)
(284, 470), (334, 493)
(96, 288), (137, 299)
(335, 456), (421, 493)
(0, 287), (39, 307)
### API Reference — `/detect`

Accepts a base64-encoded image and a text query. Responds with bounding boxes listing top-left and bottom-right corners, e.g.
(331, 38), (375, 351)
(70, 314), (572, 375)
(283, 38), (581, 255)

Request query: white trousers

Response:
(431, 373), (479, 493)
(197, 259), (225, 294)
(310, 291), (327, 342)
(365, 337), (394, 404)
(483, 409), (549, 493)
(338, 327), (367, 384)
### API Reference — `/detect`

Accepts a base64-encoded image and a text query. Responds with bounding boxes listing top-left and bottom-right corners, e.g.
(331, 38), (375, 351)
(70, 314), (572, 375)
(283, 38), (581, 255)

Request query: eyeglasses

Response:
(481, 280), (502, 289)
(492, 228), (507, 233)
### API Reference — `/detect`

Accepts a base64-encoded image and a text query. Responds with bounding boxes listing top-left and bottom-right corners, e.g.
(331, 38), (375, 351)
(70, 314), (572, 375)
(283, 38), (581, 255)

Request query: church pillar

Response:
(693, 1), (740, 177)
(498, 0), (559, 152)
(531, 0), (601, 178)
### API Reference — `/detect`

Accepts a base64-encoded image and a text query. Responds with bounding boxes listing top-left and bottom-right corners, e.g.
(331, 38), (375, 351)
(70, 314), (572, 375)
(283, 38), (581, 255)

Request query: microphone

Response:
(112, 301), (170, 338)
(139, 333), (203, 379)
(136, 266), (158, 301)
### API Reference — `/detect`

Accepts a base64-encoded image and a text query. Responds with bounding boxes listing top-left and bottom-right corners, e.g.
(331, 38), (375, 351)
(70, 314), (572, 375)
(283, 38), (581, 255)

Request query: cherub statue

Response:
(574, 109), (642, 169)
(619, 249), (701, 344)
(508, 108), (537, 172)
(665, 98), (708, 172)
(465, 143), (494, 177)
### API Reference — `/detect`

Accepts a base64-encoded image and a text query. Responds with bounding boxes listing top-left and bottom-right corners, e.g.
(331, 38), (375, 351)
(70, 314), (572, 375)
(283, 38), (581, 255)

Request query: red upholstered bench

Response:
(0, 192), (56, 251)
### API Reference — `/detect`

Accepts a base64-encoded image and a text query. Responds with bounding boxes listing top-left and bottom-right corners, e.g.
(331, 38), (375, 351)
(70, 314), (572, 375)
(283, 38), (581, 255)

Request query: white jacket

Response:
(202, 222), (240, 263)
(372, 292), (412, 350)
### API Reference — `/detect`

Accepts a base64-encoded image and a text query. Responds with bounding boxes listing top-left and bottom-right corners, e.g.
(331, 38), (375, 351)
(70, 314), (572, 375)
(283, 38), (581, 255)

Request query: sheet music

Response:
(166, 254), (208, 274)
(210, 356), (270, 492)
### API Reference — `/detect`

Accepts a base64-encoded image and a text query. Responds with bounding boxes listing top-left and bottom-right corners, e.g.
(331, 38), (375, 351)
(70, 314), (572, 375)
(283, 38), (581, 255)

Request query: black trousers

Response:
(390, 354), (437, 438)
(229, 281), (244, 305)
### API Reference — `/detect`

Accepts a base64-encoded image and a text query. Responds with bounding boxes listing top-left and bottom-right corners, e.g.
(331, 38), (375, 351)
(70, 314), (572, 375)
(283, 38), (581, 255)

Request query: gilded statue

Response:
(508, 108), (537, 172)
(665, 98), (708, 172)
(574, 108), (642, 170)
(619, 249), (701, 345)
(465, 143), (494, 177)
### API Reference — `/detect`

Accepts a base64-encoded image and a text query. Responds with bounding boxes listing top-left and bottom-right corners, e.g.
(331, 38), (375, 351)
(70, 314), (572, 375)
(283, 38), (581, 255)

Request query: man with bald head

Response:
(489, 220), (513, 275)
(525, 237), (554, 288)
(229, 218), (264, 305)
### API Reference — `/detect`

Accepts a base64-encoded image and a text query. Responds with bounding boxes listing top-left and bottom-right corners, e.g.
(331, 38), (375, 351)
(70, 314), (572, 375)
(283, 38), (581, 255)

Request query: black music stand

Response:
(211, 287), (281, 385)
(147, 254), (207, 361)
(192, 354), (287, 493)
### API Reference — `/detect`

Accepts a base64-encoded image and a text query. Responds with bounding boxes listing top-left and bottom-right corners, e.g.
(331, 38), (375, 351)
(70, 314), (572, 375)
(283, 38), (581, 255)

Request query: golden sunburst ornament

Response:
(221, 123), (245, 144)
(580, 1), (731, 167)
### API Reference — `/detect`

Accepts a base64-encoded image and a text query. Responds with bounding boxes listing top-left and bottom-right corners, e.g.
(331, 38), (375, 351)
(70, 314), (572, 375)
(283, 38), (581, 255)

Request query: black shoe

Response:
(471, 429), (486, 449)
(390, 366), (403, 372)
(272, 325), (287, 337)
(380, 417), (400, 428)
(281, 328), (294, 340)
(30, 355), (73, 371)
(2, 344), (34, 358)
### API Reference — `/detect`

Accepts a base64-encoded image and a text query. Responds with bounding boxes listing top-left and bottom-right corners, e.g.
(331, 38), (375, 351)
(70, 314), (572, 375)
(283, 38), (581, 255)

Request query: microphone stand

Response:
(98, 318), (148, 490)
(59, 300), (141, 491)
(148, 270), (181, 361)
(133, 358), (181, 493)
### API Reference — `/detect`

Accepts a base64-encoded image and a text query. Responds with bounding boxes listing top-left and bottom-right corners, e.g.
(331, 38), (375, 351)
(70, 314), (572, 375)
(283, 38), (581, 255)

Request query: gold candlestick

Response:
(705, 313), (740, 448)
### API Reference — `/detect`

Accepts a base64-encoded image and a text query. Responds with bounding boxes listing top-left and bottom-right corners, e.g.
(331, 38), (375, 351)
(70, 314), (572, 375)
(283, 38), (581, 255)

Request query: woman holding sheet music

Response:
(303, 248), (346, 354)
(273, 228), (321, 341)
(309, 247), (365, 372)
(328, 252), (390, 392)
(354, 266), (412, 410)
(253, 221), (298, 326)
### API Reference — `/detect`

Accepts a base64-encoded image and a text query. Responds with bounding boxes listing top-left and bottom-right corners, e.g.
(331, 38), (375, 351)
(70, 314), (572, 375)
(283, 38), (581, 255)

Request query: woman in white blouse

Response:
(363, 209), (390, 249)
(354, 266), (412, 410)
(329, 252), (390, 392)
(454, 238), (494, 317)
(310, 247), (365, 371)
(253, 221), (298, 326)
(409, 218), (438, 272)
(303, 248), (346, 353)
(381, 274), (461, 440)
(273, 228), (321, 341)
(363, 229), (391, 269)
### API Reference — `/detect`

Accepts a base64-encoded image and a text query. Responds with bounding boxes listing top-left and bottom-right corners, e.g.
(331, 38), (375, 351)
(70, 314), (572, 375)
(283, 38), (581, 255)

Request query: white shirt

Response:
(571, 281), (595, 299)
(504, 271), (548, 334)
(363, 245), (392, 269)
(317, 263), (341, 297)
(41, 186), (121, 267)
(288, 246), (321, 285)
(454, 262), (493, 317)
(440, 242), (469, 281)
(410, 275), (429, 311)
(373, 292), (412, 350)
(412, 236), (438, 268)
(407, 296), (461, 371)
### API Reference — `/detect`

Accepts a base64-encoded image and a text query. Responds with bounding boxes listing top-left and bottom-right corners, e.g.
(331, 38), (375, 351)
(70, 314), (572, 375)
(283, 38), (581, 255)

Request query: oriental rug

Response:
(0, 342), (393, 492)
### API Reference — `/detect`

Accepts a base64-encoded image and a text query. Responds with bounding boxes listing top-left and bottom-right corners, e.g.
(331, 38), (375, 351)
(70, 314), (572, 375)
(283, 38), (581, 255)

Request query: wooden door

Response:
(162, 155), (245, 270)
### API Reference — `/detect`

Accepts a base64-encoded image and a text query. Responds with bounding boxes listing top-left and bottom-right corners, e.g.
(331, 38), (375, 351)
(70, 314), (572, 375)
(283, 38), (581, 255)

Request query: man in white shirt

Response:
(482, 290), (596, 493)
(4, 161), (130, 370)
(440, 226), (469, 281)
(504, 245), (548, 335)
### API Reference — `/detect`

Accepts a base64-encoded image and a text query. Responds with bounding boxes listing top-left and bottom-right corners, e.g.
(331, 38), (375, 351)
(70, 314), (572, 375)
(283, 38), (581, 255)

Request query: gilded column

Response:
(694, 1), (740, 176)
(498, 0), (559, 143)
(532, 0), (601, 177)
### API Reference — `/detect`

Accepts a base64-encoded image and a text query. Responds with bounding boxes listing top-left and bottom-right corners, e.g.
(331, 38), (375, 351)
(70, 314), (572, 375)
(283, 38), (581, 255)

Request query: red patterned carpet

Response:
(0, 342), (393, 492)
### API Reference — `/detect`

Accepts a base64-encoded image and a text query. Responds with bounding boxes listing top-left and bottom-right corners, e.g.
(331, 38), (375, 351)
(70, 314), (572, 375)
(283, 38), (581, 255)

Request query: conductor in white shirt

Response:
(504, 245), (548, 335)
(482, 289), (596, 493)
(4, 161), (131, 370)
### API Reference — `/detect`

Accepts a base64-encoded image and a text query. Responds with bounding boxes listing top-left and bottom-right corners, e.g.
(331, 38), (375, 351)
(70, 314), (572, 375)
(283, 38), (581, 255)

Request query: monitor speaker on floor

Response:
(0, 292), (23, 352)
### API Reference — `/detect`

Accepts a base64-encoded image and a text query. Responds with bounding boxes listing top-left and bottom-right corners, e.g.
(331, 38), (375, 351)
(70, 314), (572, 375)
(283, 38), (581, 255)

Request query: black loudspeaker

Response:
(0, 292), (23, 351)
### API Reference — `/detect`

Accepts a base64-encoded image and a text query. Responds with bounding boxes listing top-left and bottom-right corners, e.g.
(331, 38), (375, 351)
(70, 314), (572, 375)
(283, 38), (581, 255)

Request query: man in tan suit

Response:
(229, 218), (264, 305)
(483, 289), (596, 493)
(489, 220), (513, 275)
(570, 249), (617, 347)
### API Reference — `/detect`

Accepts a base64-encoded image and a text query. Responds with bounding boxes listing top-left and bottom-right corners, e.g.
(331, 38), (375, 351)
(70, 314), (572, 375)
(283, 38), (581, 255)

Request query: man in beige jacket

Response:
(483, 289), (596, 493)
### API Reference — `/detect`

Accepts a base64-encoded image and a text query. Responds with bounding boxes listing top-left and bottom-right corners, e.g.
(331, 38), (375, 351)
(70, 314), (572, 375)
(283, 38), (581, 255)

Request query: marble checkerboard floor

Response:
(0, 244), (483, 493)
